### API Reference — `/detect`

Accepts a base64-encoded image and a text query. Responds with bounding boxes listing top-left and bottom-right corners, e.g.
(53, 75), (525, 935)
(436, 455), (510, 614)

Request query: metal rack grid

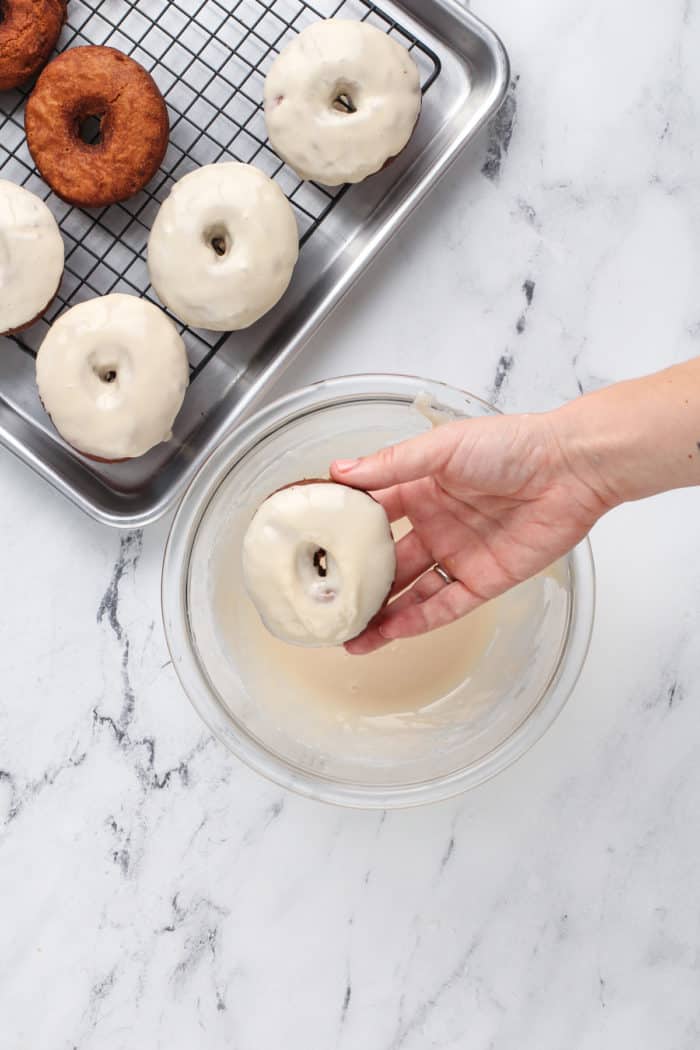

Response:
(0, 0), (441, 381)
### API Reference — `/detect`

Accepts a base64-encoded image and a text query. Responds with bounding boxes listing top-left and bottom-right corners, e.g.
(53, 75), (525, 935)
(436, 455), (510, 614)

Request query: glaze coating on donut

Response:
(0, 178), (64, 336)
(25, 46), (169, 207)
(148, 162), (299, 331)
(35, 293), (189, 461)
(3, 304), (51, 337)
(264, 19), (422, 186)
(242, 481), (397, 648)
(0, 0), (66, 91)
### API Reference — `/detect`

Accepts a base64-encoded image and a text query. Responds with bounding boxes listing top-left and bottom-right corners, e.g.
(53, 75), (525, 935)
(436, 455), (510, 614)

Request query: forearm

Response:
(553, 358), (700, 507)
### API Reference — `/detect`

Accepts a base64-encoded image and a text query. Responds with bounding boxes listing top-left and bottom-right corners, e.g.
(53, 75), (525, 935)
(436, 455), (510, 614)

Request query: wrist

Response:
(550, 386), (637, 510)
(551, 364), (700, 508)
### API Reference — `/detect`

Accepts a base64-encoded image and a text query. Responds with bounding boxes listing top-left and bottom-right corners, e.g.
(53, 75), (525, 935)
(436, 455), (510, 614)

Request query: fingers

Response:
(331, 422), (463, 491)
(369, 485), (405, 523)
(345, 622), (390, 656)
(345, 571), (445, 656)
(380, 579), (479, 641)
(391, 529), (433, 595)
(345, 569), (482, 655)
(371, 478), (443, 525)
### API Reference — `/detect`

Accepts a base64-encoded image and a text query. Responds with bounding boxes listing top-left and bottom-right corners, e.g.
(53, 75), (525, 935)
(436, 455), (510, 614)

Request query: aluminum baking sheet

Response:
(0, 0), (509, 526)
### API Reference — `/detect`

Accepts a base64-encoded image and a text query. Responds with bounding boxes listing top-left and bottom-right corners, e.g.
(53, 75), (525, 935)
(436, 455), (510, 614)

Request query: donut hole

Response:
(87, 347), (124, 386)
(313, 548), (328, 578)
(87, 344), (131, 389)
(204, 224), (232, 259)
(297, 543), (340, 604)
(332, 89), (358, 115)
(78, 114), (105, 146)
(96, 365), (118, 384)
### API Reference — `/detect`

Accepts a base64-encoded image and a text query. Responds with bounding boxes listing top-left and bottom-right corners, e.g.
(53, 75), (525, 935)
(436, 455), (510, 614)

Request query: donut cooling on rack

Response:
(0, 179), (64, 337)
(264, 19), (422, 186)
(35, 294), (189, 462)
(147, 162), (299, 331)
(25, 45), (169, 207)
(242, 481), (397, 648)
(0, 0), (66, 91)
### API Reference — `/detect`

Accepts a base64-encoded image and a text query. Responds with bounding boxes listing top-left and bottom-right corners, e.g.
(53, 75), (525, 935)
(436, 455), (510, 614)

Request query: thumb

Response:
(330, 420), (464, 490)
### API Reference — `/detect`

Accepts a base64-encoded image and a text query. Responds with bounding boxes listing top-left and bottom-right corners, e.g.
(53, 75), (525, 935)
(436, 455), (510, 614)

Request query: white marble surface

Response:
(3, 0), (700, 1045)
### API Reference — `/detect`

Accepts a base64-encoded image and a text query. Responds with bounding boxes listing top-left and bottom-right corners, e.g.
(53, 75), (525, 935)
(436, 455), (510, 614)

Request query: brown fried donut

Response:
(0, 0), (66, 91)
(25, 45), (169, 207)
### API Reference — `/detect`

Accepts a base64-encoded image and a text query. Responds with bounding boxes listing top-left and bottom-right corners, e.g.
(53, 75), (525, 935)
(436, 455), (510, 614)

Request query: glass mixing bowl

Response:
(162, 374), (595, 808)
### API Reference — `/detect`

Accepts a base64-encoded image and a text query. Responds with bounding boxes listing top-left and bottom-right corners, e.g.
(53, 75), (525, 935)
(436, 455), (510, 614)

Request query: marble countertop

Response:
(3, 0), (700, 1045)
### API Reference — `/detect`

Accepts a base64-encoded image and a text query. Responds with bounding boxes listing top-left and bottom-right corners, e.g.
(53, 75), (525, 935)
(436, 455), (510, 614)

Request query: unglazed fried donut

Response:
(25, 46), (169, 207)
(0, 0), (66, 92)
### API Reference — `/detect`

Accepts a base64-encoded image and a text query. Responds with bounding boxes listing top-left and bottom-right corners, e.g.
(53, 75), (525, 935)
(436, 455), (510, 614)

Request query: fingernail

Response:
(334, 459), (360, 473)
(378, 622), (400, 640)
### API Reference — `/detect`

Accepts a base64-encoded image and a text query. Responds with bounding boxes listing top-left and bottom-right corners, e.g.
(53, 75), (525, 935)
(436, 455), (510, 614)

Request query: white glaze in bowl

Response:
(162, 375), (595, 808)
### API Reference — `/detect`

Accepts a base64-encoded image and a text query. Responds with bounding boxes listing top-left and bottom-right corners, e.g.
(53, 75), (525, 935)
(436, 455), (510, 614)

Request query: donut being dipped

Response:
(0, 0), (66, 92)
(242, 481), (396, 647)
(0, 179), (64, 336)
(264, 19), (422, 186)
(36, 293), (189, 461)
(148, 162), (299, 332)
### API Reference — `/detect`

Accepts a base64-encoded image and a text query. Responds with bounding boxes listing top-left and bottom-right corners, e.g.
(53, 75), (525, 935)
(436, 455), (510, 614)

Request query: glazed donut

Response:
(25, 46), (169, 207)
(0, 0), (66, 92)
(35, 294), (189, 461)
(264, 19), (422, 186)
(147, 162), (299, 332)
(0, 179), (64, 336)
(242, 481), (396, 647)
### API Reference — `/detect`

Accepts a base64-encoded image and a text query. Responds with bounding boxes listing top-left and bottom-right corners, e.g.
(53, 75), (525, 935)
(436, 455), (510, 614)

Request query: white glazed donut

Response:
(147, 162), (299, 331)
(242, 481), (397, 647)
(36, 293), (189, 461)
(0, 179), (64, 337)
(264, 19), (422, 186)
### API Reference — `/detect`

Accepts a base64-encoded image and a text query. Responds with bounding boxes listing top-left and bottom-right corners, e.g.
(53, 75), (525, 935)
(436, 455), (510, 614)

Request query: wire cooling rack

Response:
(0, 0), (440, 380)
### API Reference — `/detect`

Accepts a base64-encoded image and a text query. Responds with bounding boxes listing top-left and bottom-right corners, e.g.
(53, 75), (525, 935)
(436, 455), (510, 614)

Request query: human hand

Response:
(330, 411), (609, 654)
